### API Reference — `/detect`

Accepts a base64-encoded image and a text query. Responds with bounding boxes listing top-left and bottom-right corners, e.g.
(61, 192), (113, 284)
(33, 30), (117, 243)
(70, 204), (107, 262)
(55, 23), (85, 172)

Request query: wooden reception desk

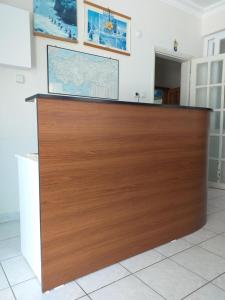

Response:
(23, 94), (210, 292)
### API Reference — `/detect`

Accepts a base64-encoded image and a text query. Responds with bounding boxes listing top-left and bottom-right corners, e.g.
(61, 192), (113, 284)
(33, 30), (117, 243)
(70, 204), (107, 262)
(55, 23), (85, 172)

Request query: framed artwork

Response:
(33, 0), (78, 43)
(84, 1), (131, 56)
(47, 45), (119, 99)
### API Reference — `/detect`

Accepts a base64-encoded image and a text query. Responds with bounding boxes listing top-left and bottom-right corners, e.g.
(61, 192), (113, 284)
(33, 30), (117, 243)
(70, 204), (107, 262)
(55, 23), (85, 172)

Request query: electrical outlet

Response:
(16, 74), (25, 84)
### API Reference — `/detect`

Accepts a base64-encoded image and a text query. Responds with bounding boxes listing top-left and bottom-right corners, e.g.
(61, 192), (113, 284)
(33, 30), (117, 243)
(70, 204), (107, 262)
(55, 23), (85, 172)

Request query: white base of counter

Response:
(16, 154), (41, 283)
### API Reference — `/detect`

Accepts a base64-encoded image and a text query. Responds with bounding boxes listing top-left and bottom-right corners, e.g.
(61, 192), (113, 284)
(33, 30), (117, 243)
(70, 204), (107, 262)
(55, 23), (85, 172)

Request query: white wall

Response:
(0, 4), (31, 68)
(202, 8), (225, 36)
(0, 0), (202, 219)
(155, 57), (181, 88)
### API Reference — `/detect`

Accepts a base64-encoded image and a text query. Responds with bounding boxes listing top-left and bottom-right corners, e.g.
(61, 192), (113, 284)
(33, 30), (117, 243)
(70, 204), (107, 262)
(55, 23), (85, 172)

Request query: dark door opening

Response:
(154, 55), (182, 105)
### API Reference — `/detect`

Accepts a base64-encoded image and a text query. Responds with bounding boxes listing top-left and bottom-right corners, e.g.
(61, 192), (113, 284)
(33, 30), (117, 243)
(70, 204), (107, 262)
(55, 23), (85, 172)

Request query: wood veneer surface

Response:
(37, 98), (209, 292)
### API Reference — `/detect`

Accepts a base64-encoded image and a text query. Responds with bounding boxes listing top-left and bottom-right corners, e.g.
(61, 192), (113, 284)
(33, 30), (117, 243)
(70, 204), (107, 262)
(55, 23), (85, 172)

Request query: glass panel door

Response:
(209, 136), (219, 158)
(196, 63), (208, 86)
(190, 54), (225, 189)
(210, 112), (220, 134)
(210, 61), (223, 84)
(221, 162), (225, 183)
(220, 39), (225, 54)
(196, 88), (207, 107)
(209, 86), (221, 109)
(208, 160), (219, 182)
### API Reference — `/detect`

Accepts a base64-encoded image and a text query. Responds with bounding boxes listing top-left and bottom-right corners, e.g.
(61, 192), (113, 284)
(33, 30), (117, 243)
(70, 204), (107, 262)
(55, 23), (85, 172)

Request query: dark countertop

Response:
(26, 94), (212, 111)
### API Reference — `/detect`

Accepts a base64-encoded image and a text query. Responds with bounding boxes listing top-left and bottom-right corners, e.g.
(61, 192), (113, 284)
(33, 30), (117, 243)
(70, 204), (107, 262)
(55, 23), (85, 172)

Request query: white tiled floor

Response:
(0, 188), (225, 300)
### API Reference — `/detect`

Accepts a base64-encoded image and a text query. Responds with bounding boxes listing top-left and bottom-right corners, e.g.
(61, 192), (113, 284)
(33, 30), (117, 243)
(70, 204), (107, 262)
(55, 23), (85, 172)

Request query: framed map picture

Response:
(47, 45), (119, 99)
(84, 1), (131, 56)
(34, 0), (78, 43)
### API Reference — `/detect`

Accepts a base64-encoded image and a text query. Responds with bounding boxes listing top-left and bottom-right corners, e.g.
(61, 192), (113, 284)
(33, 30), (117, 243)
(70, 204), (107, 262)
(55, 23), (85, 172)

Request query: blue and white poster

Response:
(84, 2), (131, 55)
(34, 0), (77, 42)
(48, 46), (119, 99)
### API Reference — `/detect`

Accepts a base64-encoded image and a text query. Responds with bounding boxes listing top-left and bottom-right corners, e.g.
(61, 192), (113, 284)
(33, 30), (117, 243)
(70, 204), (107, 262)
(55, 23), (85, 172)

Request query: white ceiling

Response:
(162, 0), (225, 15)
(189, 0), (224, 8)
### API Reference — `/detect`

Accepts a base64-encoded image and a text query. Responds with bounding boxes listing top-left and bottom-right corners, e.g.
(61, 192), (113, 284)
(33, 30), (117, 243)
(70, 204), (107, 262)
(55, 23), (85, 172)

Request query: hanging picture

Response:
(47, 45), (119, 99)
(84, 1), (131, 56)
(33, 0), (78, 43)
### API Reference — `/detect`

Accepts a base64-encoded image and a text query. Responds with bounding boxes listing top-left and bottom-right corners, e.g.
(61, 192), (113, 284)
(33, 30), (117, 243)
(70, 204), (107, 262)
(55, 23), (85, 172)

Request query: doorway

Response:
(153, 48), (192, 106)
(154, 55), (182, 105)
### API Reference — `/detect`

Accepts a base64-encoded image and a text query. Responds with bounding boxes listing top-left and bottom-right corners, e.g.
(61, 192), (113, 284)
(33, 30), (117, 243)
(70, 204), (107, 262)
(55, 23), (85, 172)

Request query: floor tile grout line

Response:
(131, 256), (169, 274)
(7, 262), (131, 297)
(210, 280), (225, 293)
(9, 276), (36, 289)
(203, 226), (225, 235)
(0, 198), (225, 298)
(204, 222), (225, 235)
(154, 244), (195, 258)
(74, 263), (133, 296)
(1, 254), (25, 264)
(130, 251), (206, 282)
(75, 280), (90, 298)
(8, 286), (17, 300)
(194, 232), (225, 260)
(180, 281), (216, 300)
(118, 263), (133, 274)
(169, 254), (224, 284)
(0, 263), (9, 291)
(133, 273), (167, 300)
(180, 271), (225, 299)
(7, 257), (224, 300)
(155, 228), (225, 261)
(82, 201), (225, 298)
(0, 226), (216, 276)
(0, 220), (19, 224)
(131, 255), (210, 298)
(8, 275), (89, 300)
(197, 242), (225, 261)
(114, 230), (225, 278)
(154, 243), (198, 261)
(169, 259), (225, 299)
(0, 235), (20, 243)
(0, 254), (22, 264)
(120, 262), (167, 300)
(87, 274), (132, 296)
(75, 293), (92, 300)
(0, 262), (17, 300)
(0, 262), (10, 285)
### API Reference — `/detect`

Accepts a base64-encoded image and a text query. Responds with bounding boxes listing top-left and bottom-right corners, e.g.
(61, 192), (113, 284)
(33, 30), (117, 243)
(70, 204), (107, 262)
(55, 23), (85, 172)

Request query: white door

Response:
(190, 54), (225, 189)
(180, 61), (191, 106)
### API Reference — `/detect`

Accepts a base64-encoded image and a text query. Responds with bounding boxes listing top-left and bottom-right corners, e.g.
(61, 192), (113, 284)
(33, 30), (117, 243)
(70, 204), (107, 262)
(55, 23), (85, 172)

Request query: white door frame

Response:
(152, 46), (193, 102)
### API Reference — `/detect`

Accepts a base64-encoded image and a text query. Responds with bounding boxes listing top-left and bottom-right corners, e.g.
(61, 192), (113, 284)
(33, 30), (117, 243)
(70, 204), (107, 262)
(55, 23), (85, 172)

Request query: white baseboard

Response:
(0, 212), (20, 223)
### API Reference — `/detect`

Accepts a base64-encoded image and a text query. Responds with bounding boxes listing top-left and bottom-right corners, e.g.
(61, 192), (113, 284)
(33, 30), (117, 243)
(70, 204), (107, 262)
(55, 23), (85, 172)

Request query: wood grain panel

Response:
(34, 32), (78, 44)
(83, 0), (131, 20)
(83, 41), (131, 56)
(37, 98), (210, 292)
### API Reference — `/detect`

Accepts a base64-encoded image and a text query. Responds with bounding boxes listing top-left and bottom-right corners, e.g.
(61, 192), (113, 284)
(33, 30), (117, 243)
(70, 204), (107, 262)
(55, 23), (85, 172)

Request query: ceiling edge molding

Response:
(203, 1), (225, 16)
(159, 0), (202, 17)
(160, 0), (225, 18)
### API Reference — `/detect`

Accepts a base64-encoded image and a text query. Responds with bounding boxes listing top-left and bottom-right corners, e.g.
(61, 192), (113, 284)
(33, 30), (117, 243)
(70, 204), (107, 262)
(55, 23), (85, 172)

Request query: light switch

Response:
(16, 74), (25, 84)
